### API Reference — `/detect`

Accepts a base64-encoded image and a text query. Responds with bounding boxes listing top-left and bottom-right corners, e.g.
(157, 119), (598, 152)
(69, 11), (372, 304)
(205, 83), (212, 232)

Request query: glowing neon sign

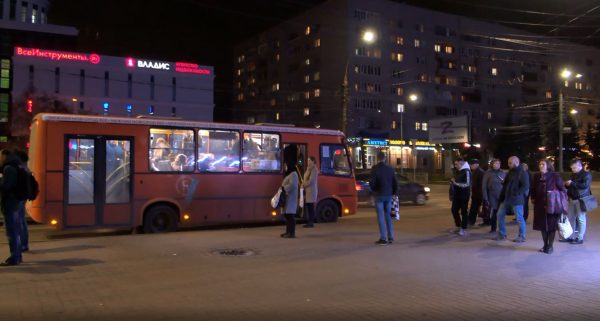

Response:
(126, 58), (170, 70)
(175, 62), (211, 75)
(15, 47), (101, 64)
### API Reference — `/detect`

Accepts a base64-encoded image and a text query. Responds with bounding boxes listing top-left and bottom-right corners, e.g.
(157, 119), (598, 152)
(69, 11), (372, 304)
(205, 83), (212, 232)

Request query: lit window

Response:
(236, 69), (242, 76)
(275, 54), (280, 62)
(434, 44), (441, 52)
(394, 36), (404, 45)
(468, 65), (476, 73)
(304, 107), (310, 116)
(236, 82), (241, 89)
(305, 59), (310, 65)
(242, 132), (281, 172)
(391, 120), (397, 129)
(395, 87), (404, 96)
(314, 38), (321, 47)
(420, 73), (428, 82)
(391, 52), (403, 62)
(270, 98), (276, 106)
(304, 75), (310, 83)
(237, 93), (244, 101)
(249, 77), (256, 85)
(415, 122), (421, 130)
(564, 80), (569, 87)
(304, 91), (310, 99)
(487, 112), (492, 120)
(414, 39), (421, 48)
(272, 83), (280, 91)
(448, 61), (455, 69)
(445, 46), (454, 54)
(575, 82), (583, 90)
(397, 104), (404, 113)
(545, 90), (552, 99)
(305, 26), (311, 35)
(491, 68), (498, 76)
(150, 128), (195, 173)
(197, 129), (240, 173)
(422, 123), (428, 131)
(314, 89), (320, 97)
(314, 72), (320, 81)
(276, 112), (280, 120)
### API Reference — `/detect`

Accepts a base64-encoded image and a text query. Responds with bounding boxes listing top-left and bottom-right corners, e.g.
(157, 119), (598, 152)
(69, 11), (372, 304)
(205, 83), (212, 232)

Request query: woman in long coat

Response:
(531, 159), (566, 254)
(302, 156), (319, 228)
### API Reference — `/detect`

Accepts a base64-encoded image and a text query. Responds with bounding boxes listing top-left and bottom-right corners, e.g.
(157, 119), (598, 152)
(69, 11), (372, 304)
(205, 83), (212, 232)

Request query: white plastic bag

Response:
(558, 214), (573, 240)
(271, 187), (285, 209)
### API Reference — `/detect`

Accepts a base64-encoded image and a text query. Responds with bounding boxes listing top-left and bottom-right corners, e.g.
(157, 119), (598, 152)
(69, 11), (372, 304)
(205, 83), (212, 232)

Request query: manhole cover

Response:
(211, 248), (257, 257)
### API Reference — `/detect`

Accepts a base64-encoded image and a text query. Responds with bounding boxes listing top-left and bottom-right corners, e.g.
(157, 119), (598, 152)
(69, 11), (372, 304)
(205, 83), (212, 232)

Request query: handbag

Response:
(557, 214), (573, 240)
(270, 186), (286, 209)
(579, 195), (598, 212)
(391, 195), (400, 220)
(546, 190), (568, 214)
(479, 201), (491, 219)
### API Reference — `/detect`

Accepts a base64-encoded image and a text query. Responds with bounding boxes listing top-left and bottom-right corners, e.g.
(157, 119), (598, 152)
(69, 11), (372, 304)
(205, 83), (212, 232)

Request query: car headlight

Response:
(424, 187), (431, 193)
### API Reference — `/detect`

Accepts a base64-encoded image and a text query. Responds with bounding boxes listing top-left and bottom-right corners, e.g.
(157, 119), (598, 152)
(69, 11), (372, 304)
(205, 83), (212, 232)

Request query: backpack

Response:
(15, 166), (39, 201)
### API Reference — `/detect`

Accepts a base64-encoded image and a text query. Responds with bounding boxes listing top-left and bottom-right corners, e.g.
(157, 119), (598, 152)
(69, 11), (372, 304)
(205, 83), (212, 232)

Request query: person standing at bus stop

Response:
(0, 149), (23, 266)
(302, 156), (319, 228)
(280, 145), (299, 238)
(15, 150), (31, 252)
(370, 151), (397, 245)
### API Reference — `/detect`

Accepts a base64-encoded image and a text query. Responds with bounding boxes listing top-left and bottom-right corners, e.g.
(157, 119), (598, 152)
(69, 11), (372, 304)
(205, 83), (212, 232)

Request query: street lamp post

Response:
(558, 68), (581, 172)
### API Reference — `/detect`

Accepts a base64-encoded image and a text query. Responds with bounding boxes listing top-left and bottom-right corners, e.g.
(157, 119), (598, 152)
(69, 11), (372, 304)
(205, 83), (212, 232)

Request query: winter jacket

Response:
(471, 167), (485, 200)
(482, 169), (506, 210)
(499, 164), (529, 206)
(302, 164), (318, 203)
(281, 171), (299, 214)
(532, 172), (566, 231)
(451, 162), (471, 200)
(370, 162), (398, 197)
(0, 154), (23, 211)
(566, 170), (592, 200)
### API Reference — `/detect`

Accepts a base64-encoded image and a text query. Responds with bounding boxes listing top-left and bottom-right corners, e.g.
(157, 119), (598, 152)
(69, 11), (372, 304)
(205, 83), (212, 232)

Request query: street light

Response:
(362, 30), (376, 44)
(398, 94), (419, 174)
(558, 68), (580, 172)
(570, 109), (578, 115)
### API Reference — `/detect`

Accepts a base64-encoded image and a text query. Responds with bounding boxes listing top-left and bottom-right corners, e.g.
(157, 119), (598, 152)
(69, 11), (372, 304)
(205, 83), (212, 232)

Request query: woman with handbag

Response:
(280, 145), (299, 238)
(531, 159), (566, 254)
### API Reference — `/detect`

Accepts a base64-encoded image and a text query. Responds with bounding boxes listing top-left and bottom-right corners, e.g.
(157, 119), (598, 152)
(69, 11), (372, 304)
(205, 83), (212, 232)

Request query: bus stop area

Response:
(1, 184), (600, 321)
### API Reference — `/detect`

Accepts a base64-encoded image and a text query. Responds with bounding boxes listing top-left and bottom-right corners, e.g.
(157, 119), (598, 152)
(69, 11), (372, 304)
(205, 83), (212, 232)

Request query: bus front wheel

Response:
(316, 199), (339, 223)
(143, 205), (178, 233)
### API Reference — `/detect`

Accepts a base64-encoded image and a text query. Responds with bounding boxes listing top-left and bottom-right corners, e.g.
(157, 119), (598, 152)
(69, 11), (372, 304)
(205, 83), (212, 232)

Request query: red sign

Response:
(175, 62), (211, 75)
(15, 47), (101, 64)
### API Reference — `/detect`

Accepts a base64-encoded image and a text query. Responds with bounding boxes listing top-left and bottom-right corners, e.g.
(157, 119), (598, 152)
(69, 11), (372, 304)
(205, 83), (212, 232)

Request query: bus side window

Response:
(242, 132), (280, 172)
(149, 128), (195, 172)
(320, 144), (351, 176)
(198, 129), (241, 172)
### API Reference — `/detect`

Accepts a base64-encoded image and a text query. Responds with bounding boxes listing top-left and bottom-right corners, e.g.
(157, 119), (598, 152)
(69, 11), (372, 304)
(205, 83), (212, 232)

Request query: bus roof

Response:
(36, 113), (344, 137)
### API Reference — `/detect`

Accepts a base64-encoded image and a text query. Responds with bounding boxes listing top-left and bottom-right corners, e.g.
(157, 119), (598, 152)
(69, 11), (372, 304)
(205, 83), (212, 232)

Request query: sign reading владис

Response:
(428, 116), (469, 143)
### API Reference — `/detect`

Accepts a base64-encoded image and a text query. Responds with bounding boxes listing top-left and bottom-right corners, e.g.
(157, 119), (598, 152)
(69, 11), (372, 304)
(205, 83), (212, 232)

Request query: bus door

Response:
(64, 136), (133, 228)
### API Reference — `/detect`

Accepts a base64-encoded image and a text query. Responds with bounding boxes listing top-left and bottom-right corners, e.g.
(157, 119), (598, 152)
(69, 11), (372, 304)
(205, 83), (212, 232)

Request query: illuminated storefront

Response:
(348, 137), (442, 172)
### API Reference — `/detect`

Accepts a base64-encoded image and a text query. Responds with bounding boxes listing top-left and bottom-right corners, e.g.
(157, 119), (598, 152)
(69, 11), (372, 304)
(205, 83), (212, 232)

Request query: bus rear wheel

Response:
(143, 205), (178, 233)
(316, 199), (339, 223)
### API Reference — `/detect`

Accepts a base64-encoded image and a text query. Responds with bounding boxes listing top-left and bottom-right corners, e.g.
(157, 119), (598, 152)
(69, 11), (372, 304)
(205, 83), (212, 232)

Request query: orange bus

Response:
(27, 113), (357, 232)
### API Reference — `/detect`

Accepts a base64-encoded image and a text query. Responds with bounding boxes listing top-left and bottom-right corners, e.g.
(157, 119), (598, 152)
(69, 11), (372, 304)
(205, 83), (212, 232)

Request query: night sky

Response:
(48, 0), (600, 121)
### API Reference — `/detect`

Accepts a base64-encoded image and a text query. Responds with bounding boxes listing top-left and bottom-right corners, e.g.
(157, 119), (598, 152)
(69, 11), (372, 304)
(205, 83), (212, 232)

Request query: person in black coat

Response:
(495, 156), (529, 242)
(562, 158), (593, 244)
(0, 149), (24, 266)
(468, 159), (485, 226)
(370, 151), (398, 245)
(450, 158), (471, 236)
(531, 159), (565, 254)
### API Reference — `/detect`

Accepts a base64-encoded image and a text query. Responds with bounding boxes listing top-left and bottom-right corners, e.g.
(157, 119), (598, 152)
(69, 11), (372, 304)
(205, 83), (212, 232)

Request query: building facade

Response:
(1, 0), (78, 147)
(233, 0), (600, 171)
(9, 47), (215, 142)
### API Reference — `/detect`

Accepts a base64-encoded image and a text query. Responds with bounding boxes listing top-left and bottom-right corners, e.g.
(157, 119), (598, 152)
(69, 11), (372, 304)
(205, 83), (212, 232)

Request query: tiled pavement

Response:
(1, 184), (600, 321)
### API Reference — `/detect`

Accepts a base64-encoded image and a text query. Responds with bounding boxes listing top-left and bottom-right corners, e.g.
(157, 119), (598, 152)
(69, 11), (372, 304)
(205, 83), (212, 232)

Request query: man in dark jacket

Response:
(562, 158), (592, 244)
(0, 149), (23, 266)
(495, 156), (529, 242)
(468, 159), (485, 226)
(370, 151), (398, 245)
(450, 158), (471, 236)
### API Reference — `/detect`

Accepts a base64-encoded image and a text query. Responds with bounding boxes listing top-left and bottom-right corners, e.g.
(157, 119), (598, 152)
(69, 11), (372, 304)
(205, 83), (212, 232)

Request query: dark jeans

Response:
(284, 214), (296, 237)
(2, 201), (22, 262)
(490, 208), (498, 232)
(451, 198), (469, 229)
(304, 203), (315, 226)
(523, 195), (530, 221)
(468, 197), (482, 225)
(18, 201), (28, 250)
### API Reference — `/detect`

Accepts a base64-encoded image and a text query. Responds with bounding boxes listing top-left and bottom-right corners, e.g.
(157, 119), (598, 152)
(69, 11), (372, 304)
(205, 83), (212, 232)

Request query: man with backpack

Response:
(0, 149), (23, 266)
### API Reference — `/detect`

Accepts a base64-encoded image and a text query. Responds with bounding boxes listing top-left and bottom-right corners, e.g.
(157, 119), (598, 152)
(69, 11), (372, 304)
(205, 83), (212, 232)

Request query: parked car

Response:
(355, 171), (430, 206)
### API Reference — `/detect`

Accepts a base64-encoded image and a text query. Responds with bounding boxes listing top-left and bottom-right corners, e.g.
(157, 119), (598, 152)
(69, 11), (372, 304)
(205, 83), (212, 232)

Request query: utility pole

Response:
(341, 61), (349, 136)
(559, 91), (564, 173)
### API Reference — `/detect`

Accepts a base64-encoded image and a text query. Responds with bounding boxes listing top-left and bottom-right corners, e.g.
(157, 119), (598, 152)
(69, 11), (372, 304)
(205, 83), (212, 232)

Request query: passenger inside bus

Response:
(151, 137), (170, 171)
(170, 154), (188, 171)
